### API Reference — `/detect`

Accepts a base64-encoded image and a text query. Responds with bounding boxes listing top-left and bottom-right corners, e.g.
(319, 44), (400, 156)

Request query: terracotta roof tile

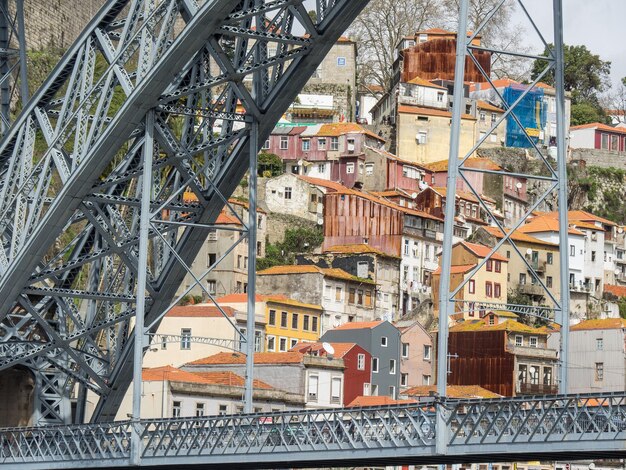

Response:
(187, 351), (306, 366)
(165, 305), (236, 318)
(571, 317), (626, 331)
(347, 396), (417, 407)
(398, 105), (475, 121)
(215, 212), (243, 226)
(459, 241), (508, 262)
(289, 342), (358, 358)
(433, 264), (477, 275)
(473, 78), (521, 91)
(265, 296), (323, 311)
(216, 294), (268, 303)
(296, 175), (351, 192)
(480, 226), (559, 247)
(449, 319), (548, 335)
(316, 122), (385, 142)
(542, 210), (617, 227)
(406, 76), (447, 90)
(520, 216), (585, 236)
(476, 100), (505, 113)
(193, 371), (274, 389)
(570, 122), (626, 135)
(143, 366), (213, 384)
(605, 284), (626, 298)
(404, 385), (501, 399)
(331, 320), (384, 331)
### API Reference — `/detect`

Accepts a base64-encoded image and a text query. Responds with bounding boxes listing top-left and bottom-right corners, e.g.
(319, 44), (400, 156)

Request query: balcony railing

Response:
(517, 382), (559, 395)
(516, 283), (545, 297)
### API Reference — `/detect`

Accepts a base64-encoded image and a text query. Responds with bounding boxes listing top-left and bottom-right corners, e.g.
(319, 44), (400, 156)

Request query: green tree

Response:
(531, 44), (611, 104)
(258, 152), (283, 177)
(571, 102), (606, 126)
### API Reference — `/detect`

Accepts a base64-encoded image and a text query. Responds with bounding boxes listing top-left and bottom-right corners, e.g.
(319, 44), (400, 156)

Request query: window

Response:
(494, 283), (501, 298)
(601, 133), (609, 150)
(279, 337), (287, 352)
(401, 373), (408, 387)
(161, 336), (167, 350)
(611, 135), (619, 151)
(417, 131), (428, 144)
(330, 137), (339, 150)
(237, 255), (242, 269)
(208, 229), (217, 241)
(547, 253), (553, 264)
(595, 362), (604, 381)
(312, 316), (318, 332)
(365, 163), (374, 175)
(308, 375), (319, 401)
(529, 337), (538, 348)
(280, 136), (288, 149)
(363, 383), (371, 396)
(207, 280), (216, 295)
(337, 57), (346, 66)
(515, 335), (523, 346)
(284, 186), (292, 200)
(196, 403), (205, 417)
(468, 279), (475, 294)
(591, 251), (596, 262)
(506, 250), (511, 259)
(486, 260), (493, 272)
(318, 138), (326, 150)
(422, 375), (431, 385)
(290, 338), (298, 349)
(519, 273), (526, 285)
(372, 357), (379, 373)
(262, 139), (270, 149)
(291, 313), (298, 330)
(402, 343), (409, 358)
(389, 386), (396, 398)
(346, 162), (355, 174)
(280, 312), (288, 328)
(357, 353), (365, 370)
(596, 338), (603, 350)
(181, 328), (191, 350)
(207, 252), (217, 268)
(543, 367), (552, 385)
(172, 401), (181, 417)
(268, 310), (276, 326)
(267, 336), (275, 351)
(485, 281), (493, 298)
(491, 112), (497, 123)
(495, 261), (501, 273)
(423, 345), (432, 360)
(546, 276), (553, 288)
(318, 163), (326, 173)
(335, 286), (342, 302)
(480, 111), (486, 122)
(303, 315), (310, 331)
(218, 404), (228, 415)
(529, 365), (539, 385)
(437, 92), (444, 102)
(331, 377), (342, 404)
(364, 290), (372, 307)
(381, 336), (388, 347)
(302, 139), (310, 151)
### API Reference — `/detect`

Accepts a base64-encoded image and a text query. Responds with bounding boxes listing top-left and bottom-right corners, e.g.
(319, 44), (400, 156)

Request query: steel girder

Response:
(0, 0), (368, 425)
(1, 393), (626, 468)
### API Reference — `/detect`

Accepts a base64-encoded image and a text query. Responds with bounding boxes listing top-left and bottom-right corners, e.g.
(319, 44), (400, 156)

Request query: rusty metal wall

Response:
(322, 192), (403, 256)
(402, 39), (491, 84)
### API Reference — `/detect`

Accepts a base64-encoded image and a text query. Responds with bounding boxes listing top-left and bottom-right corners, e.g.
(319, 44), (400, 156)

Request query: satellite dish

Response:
(411, 192), (418, 199)
(418, 181), (429, 190)
(515, 182), (523, 189)
(322, 342), (335, 355)
(619, 227), (624, 234)
(526, 248), (533, 255)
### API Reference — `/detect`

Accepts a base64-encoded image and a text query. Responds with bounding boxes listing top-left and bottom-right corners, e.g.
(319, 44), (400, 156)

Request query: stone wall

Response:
(23, 1), (105, 50)
(570, 148), (626, 170)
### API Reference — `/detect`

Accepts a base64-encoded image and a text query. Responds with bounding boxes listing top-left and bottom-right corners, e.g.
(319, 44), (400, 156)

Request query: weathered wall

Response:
(571, 148), (626, 170)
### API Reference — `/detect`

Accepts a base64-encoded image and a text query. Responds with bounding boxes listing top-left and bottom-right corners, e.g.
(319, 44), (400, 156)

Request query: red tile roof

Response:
(570, 122), (626, 135)
(317, 122), (385, 142)
(142, 366), (274, 389)
(571, 318), (626, 331)
(187, 351), (305, 366)
(542, 210), (617, 227)
(473, 78), (521, 91)
(404, 385), (501, 399)
(476, 100), (505, 113)
(331, 320), (384, 331)
(165, 305), (236, 318)
(347, 396), (417, 407)
(480, 226), (559, 247)
(433, 264), (477, 275)
(604, 284), (626, 298)
(519, 216), (584, 236)
(192, 371), (274, 389)
(459, 241), (508, 262)
(216, 294), (268, 303)
(296, 175), (351, 192)
(398, 105), (476, 121)
(406, 76), (446, 90)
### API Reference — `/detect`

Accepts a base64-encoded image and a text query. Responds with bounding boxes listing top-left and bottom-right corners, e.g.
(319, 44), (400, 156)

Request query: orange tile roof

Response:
(398, 105), (476, 121)
(316, 122), (385, 142)
(559, 210), (616, 227)
(143, 366), (214, 384)
(187, 351), (306, 366)
(476, 100), (505, 113)
(535, 82), (555, 91)
(215, 293), (268, 303)
(331, 320), (384, 331)
(433, 264), (477, 275)
(404, 385), (501, 399)
(215, 212), (242, 226)
(347, 396), (417, 407)
(228, 198), (267, 214)
(572, 221), (601, 230)
(449, 318), (548, 335)
(480, 226), (559, 247)
(193, 371), (274, 389)
(604, 284), (626, 298)
(257, 265), (376, 284)
(571, 318), (626, 331)
(520, 216), (585, 236)
(406, 76), (446, 90)
(265, 296), (323, 311)
(460, 241), (508, 262)
(570, 122), (626, 135)
(425, 157), (502, 173)
(323, 243), (400, 259)
(473, 78), (521, 91)
(296, 175), (351, 192)
(289, 342), (358, 358)
(165, 305), (236, 318)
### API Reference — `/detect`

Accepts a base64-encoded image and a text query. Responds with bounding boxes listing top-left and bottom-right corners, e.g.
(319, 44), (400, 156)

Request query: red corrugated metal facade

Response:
(447, 330), (514, 397)
(322, 192), (403, 257)
(402, 39), (491, 84)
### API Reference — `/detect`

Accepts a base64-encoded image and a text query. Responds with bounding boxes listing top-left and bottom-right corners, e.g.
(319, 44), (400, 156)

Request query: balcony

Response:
(516, 283), (545, 297)
(527, 260), (547, 273)
(517, 382), (559, 395)
(506, 344), (558, 360)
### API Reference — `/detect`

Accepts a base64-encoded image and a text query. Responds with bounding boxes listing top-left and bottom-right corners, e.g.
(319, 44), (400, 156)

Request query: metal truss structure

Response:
(2, 392), (626, 468)
(0, 0), (28, 134)
(0, 0), (368, 427)
(437, 0), (570, 406)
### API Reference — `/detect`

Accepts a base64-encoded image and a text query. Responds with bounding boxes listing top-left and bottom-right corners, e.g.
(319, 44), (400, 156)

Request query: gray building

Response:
(321, 320), (401, 398)
(559, 318), (626, 394)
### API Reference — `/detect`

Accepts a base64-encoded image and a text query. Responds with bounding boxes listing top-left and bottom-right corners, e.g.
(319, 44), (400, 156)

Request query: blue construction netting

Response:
(503, 84), (546, 148)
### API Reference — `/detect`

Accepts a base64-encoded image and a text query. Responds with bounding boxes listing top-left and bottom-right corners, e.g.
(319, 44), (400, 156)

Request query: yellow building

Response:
(432, 241), (509, 319)
(396, 104), (476, 165)
(264, 296), (323, 352)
